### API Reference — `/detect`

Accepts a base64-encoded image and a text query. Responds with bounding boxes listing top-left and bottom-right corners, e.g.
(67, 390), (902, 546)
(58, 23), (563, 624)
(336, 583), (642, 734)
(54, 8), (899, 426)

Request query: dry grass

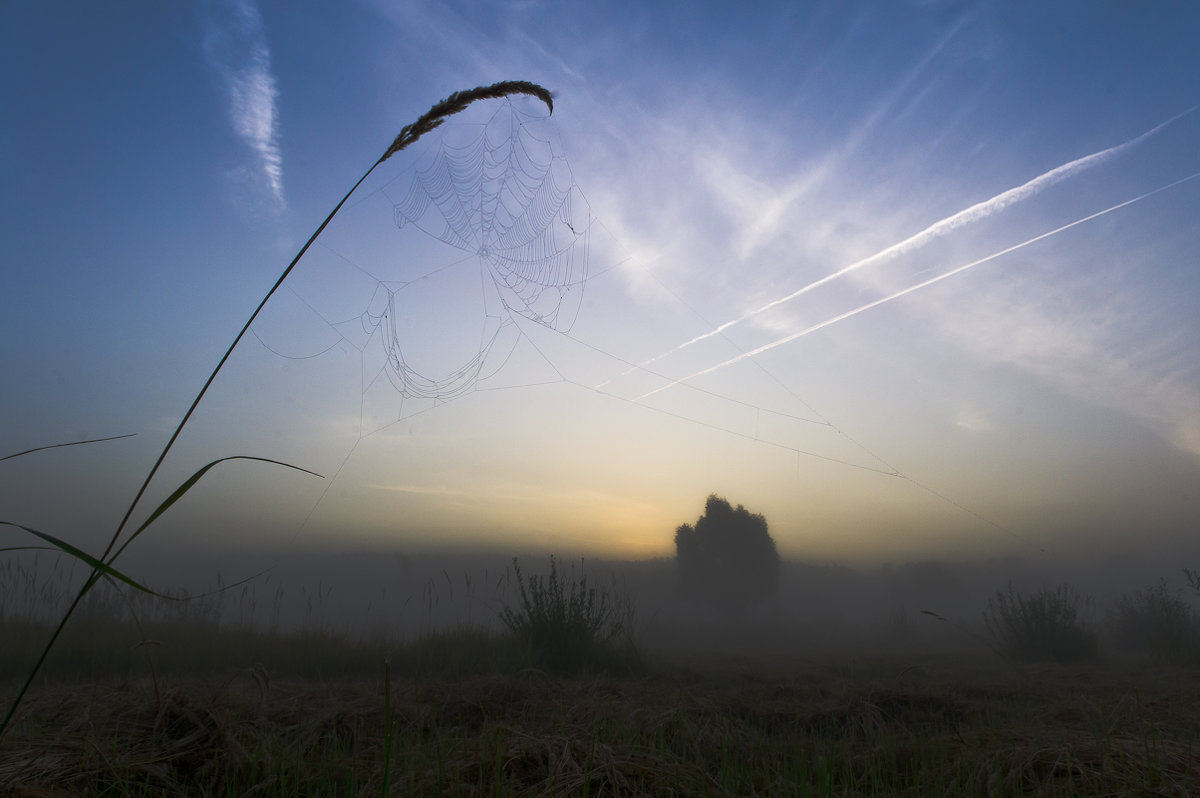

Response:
(4, 655), (1200, 796)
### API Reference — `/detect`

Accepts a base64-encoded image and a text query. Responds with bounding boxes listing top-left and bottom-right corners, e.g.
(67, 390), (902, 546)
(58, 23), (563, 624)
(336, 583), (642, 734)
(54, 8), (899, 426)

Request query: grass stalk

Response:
(0, 80), (553, 742)
(381, 656), (393, 797)
(0, 434), (135, 464)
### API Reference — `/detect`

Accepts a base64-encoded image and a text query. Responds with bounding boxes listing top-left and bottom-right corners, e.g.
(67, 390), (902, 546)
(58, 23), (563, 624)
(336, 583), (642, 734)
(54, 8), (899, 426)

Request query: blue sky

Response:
(3, 1), (1200, 571)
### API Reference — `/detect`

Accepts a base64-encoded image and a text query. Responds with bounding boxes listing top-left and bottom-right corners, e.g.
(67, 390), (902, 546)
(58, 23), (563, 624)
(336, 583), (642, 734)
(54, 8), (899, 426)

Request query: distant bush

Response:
(675, 494), (779, 608)
(1108, 577), (1200, 666)
(498, 556), (639, 674)
(984, 583), (1099, 663)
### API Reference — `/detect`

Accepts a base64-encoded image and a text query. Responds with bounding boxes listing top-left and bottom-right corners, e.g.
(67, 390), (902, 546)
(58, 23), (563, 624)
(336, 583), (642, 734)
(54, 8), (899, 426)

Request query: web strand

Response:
(247, 97), (1035, 554)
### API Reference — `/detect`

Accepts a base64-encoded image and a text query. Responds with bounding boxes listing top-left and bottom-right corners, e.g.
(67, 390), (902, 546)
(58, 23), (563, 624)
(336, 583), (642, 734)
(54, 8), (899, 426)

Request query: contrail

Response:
(615, 105), (1198, 383)
(637, 169), (1200, 400)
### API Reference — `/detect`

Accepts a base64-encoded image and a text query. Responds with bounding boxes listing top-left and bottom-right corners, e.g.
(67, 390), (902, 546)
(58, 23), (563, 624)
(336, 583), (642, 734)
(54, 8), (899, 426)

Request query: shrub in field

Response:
(1108, 577), (1200, 666)
(1186, 567), (1200, 596)
(498, 556), (638, 674)
(984, 582), (1099, 663)
(674, 494), (779, 608)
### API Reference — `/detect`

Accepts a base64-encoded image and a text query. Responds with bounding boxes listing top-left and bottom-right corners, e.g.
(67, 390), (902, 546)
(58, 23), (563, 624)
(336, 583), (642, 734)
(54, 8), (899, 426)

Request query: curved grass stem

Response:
(1, 80), (552, 743)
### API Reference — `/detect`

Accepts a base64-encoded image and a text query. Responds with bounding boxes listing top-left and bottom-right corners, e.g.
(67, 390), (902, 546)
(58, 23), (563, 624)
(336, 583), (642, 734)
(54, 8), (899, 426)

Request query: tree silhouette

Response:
(674, 494), (780, 607)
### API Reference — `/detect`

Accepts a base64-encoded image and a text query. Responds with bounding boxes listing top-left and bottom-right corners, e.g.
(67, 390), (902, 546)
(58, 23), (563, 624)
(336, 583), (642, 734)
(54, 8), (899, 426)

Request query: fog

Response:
(10, 533), (1200, 668)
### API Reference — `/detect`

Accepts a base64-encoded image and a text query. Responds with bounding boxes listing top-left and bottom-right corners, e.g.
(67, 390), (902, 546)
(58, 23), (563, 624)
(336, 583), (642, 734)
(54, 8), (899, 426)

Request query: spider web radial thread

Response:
(251, 98), (591, 419)
(391, 101), (591, 346)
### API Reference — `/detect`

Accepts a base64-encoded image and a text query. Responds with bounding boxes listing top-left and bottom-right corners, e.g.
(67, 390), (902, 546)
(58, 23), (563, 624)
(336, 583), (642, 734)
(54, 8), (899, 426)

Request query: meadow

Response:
(3, 555), (1200, 797)
(5, 82), (1199, 796)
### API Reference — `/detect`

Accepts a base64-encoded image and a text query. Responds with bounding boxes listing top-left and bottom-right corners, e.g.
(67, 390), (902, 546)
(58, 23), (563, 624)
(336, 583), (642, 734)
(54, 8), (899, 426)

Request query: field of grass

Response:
(10, 76), (1200, 796)
(5, 554), (1200, 795)
(4, 634), (1200, 796)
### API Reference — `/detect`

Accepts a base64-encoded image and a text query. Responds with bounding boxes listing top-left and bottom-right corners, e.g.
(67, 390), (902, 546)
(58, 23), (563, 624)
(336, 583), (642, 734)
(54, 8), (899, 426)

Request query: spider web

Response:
(391, 101), (589, 331)
(244, 96), (1018, 550)
(248, 97), (894, 475)
(235, 91), (1058, 562)
(251, 98), (593, 430)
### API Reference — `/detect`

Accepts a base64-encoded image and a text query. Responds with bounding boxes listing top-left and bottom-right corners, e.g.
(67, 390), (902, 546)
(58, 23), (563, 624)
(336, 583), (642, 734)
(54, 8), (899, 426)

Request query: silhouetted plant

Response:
(498, 556), (637, 674)
(674, 494), (779, 608)
(984, 582), (1099, 663)
(1108, 576), (1200, 666)
(1, 82), (556, 741)
(1185, 568), (1200, 597)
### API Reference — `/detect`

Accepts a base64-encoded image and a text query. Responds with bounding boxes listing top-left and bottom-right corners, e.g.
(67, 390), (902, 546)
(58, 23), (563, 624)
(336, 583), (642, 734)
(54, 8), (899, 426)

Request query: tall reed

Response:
(0, 81), (553, 739)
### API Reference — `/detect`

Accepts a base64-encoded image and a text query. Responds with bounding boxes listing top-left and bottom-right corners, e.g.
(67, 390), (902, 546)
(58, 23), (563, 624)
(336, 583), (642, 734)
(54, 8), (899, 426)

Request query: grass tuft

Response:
(499, 557), (641, 675)
(1108, 577), (1200, 666)
(984, 582), (1100, 663)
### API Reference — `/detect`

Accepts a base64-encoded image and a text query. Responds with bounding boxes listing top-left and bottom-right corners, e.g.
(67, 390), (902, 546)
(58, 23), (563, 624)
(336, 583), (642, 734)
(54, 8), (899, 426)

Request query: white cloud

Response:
(366, 482), (472, 498)
(203, 0), (285, 213)
(954, 409), (993, 433)
(346, 4), (1200, 468)
(644, 106), (1199, 372)
(935, 265), (1200, 461)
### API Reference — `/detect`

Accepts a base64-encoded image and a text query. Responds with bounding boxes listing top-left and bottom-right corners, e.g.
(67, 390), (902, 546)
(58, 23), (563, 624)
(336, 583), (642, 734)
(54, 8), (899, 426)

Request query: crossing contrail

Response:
(609, 105), (1198, 388)
(637, 169), (1200, 401)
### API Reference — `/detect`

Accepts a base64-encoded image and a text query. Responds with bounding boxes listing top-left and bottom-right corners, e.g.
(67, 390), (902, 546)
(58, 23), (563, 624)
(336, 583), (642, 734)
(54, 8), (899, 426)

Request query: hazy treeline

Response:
(5, 542), (1196, 663)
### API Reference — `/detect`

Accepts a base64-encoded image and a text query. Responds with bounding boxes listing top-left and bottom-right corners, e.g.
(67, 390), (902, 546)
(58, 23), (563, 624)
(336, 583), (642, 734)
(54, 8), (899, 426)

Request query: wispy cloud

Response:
(203, 0), (285, 212)
(935, 241), (1200, 461)
(366, 483), (474, 498)
(638, 105), (1197, 370)
(637, 169), (1200, 400)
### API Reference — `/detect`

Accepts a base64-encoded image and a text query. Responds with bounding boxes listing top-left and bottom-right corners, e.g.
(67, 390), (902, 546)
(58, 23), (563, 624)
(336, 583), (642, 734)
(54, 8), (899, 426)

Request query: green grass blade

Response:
(125, 455), (323, 547)
(0, 521), (164, 596)
(0, 433), (135, 463)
